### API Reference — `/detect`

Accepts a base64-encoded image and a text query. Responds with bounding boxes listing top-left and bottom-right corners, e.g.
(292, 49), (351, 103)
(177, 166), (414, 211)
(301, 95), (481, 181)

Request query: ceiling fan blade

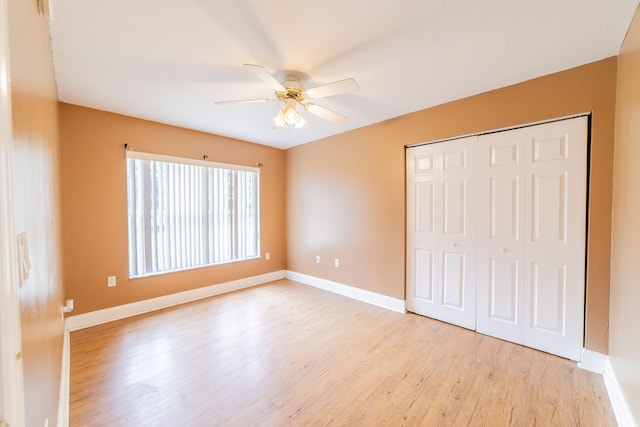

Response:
(243, 64), (286, 92)
(305, 103), (348, 123)
(306, 78), (359, 99)
(215, 98), (277, 105)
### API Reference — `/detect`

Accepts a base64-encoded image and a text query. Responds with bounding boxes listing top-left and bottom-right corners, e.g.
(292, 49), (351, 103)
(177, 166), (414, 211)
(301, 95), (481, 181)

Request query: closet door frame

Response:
(406, 115), (589, 361)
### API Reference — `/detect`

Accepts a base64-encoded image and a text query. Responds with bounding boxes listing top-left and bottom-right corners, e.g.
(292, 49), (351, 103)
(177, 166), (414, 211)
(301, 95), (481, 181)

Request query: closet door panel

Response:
(414, 249), (435, 301)
(523, 117), (587, 361)
(407, 137), (476, 330)
(414, 179), (436, 303)
(442, 251), (465, 308)
(407, 148), (439, 316)
(477, 133), (525, 343)
(435, 138), (477, 329)
(531, 172), (568, 243)
(530, 262), (566, 334)
(488, 258), (519, 323)
(442, 179), (466, 235)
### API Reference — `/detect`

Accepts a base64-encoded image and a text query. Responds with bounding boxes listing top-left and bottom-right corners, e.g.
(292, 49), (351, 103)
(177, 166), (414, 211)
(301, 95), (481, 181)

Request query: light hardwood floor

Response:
(70, 279), (616, 426)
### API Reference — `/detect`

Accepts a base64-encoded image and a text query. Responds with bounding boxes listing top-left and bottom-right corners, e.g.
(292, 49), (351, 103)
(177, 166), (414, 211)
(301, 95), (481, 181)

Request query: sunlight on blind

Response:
(126, 154), (259, 278)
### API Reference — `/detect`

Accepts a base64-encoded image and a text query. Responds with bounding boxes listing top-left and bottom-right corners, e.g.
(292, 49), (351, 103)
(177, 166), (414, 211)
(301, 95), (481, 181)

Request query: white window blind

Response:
(126, 151), (260, 278)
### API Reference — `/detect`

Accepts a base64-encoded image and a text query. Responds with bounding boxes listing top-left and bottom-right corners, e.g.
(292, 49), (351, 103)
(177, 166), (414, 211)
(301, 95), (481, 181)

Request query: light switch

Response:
(107, 276), (116, 287)
(17, 232), (31, 287)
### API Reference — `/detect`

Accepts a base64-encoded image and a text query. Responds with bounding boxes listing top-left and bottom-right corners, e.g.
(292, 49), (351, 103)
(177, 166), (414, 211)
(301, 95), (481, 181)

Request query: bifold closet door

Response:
(475, 129), (526, 344)
(476, 117), (588, 361)
(406, 137), (477, 330)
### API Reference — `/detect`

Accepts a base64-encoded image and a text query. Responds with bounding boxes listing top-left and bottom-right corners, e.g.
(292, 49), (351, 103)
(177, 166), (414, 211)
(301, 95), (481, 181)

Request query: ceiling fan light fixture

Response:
(283, 106), (300, 125)
(274, 98), (305, 128)
(294, 115), (306, 128)
(272, 111), (286, 129)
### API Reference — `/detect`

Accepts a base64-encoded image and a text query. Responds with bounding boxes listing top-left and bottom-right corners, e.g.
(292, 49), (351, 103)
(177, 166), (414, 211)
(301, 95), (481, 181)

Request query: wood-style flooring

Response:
(69, 279), (616, 426)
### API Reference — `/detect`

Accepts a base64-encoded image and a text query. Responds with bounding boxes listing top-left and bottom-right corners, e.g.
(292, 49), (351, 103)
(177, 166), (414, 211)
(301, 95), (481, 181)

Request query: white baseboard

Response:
(285, 270), (406, 313)
(575, 350), (638, 426)
(65, 270), (286, 331)
(57, 328), (70, 427)
(578, 348), (607, 374)
(604, 357), (638, 427)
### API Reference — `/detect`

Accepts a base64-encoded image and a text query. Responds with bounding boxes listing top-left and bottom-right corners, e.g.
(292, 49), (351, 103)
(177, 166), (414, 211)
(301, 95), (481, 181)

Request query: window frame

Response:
(125, 150), (261, 279)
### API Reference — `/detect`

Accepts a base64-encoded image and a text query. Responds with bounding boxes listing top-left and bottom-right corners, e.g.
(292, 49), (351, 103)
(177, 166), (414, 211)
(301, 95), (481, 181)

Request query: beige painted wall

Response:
(286, 58), (617, 353)
(8, 0), (65, 425)
(59, 103), (287, 314)
(610, 5), (640, 422)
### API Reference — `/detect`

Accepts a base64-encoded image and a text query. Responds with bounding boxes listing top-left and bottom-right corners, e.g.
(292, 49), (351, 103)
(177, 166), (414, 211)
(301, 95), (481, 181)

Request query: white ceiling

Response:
(49, 0), (639, 149)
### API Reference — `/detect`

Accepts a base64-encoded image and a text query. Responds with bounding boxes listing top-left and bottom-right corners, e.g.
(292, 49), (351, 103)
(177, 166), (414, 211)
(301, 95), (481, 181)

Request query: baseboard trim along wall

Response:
(604, 357), (638, 427)
(579, 349), (637, 427)
(285, 270), (407, 313)
(579, 348), (608, 374)
(64, 270), (286, 331)
(64, 270), (406, 331)
(57, 328), (70, 427)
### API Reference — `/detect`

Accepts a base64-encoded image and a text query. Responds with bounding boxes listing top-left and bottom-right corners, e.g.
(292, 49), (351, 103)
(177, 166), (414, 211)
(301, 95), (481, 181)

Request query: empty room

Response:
(1, 0), (640, 426)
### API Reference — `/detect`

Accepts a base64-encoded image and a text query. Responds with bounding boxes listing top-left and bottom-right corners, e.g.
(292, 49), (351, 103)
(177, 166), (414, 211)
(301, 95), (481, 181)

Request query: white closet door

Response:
(476, 131), (526, 344)
(406, 144), (439, 319)
(522, 117), (587, 361)
(476, 117), (587, 360)
(406, 137), (477, 330)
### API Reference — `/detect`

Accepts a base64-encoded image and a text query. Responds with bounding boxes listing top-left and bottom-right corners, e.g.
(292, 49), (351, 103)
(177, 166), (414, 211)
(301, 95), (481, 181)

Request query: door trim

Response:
(0, 0), (25, 424)
(405, 112), (591, 149)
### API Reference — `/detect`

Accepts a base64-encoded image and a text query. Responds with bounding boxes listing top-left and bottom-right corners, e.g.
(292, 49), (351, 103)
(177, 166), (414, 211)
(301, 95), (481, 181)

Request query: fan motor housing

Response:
(277, 75), (305, 102)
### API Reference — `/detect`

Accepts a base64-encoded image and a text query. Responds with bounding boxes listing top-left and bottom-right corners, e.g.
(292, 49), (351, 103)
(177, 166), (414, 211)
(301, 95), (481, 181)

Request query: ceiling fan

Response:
(216, 64), (359, 129)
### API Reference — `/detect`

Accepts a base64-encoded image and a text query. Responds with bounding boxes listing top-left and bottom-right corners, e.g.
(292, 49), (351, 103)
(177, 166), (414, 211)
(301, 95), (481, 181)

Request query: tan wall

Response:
(59, 103), (287, 314)
(610, 5), (640, 422)
(286, 58), (617, 353)
(8, 0), (64, 425)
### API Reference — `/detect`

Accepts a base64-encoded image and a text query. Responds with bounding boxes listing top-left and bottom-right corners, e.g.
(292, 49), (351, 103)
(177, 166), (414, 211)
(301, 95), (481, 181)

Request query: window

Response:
(126, 151), (259, 278)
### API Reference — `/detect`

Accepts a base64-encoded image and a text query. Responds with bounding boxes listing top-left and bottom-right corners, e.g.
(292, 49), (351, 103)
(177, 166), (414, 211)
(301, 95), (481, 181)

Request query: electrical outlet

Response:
(334, 258), (340, 268)
(265, 252), (270, 260)
(107, 276), (116, 287)
(315, 255), (320, 264)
